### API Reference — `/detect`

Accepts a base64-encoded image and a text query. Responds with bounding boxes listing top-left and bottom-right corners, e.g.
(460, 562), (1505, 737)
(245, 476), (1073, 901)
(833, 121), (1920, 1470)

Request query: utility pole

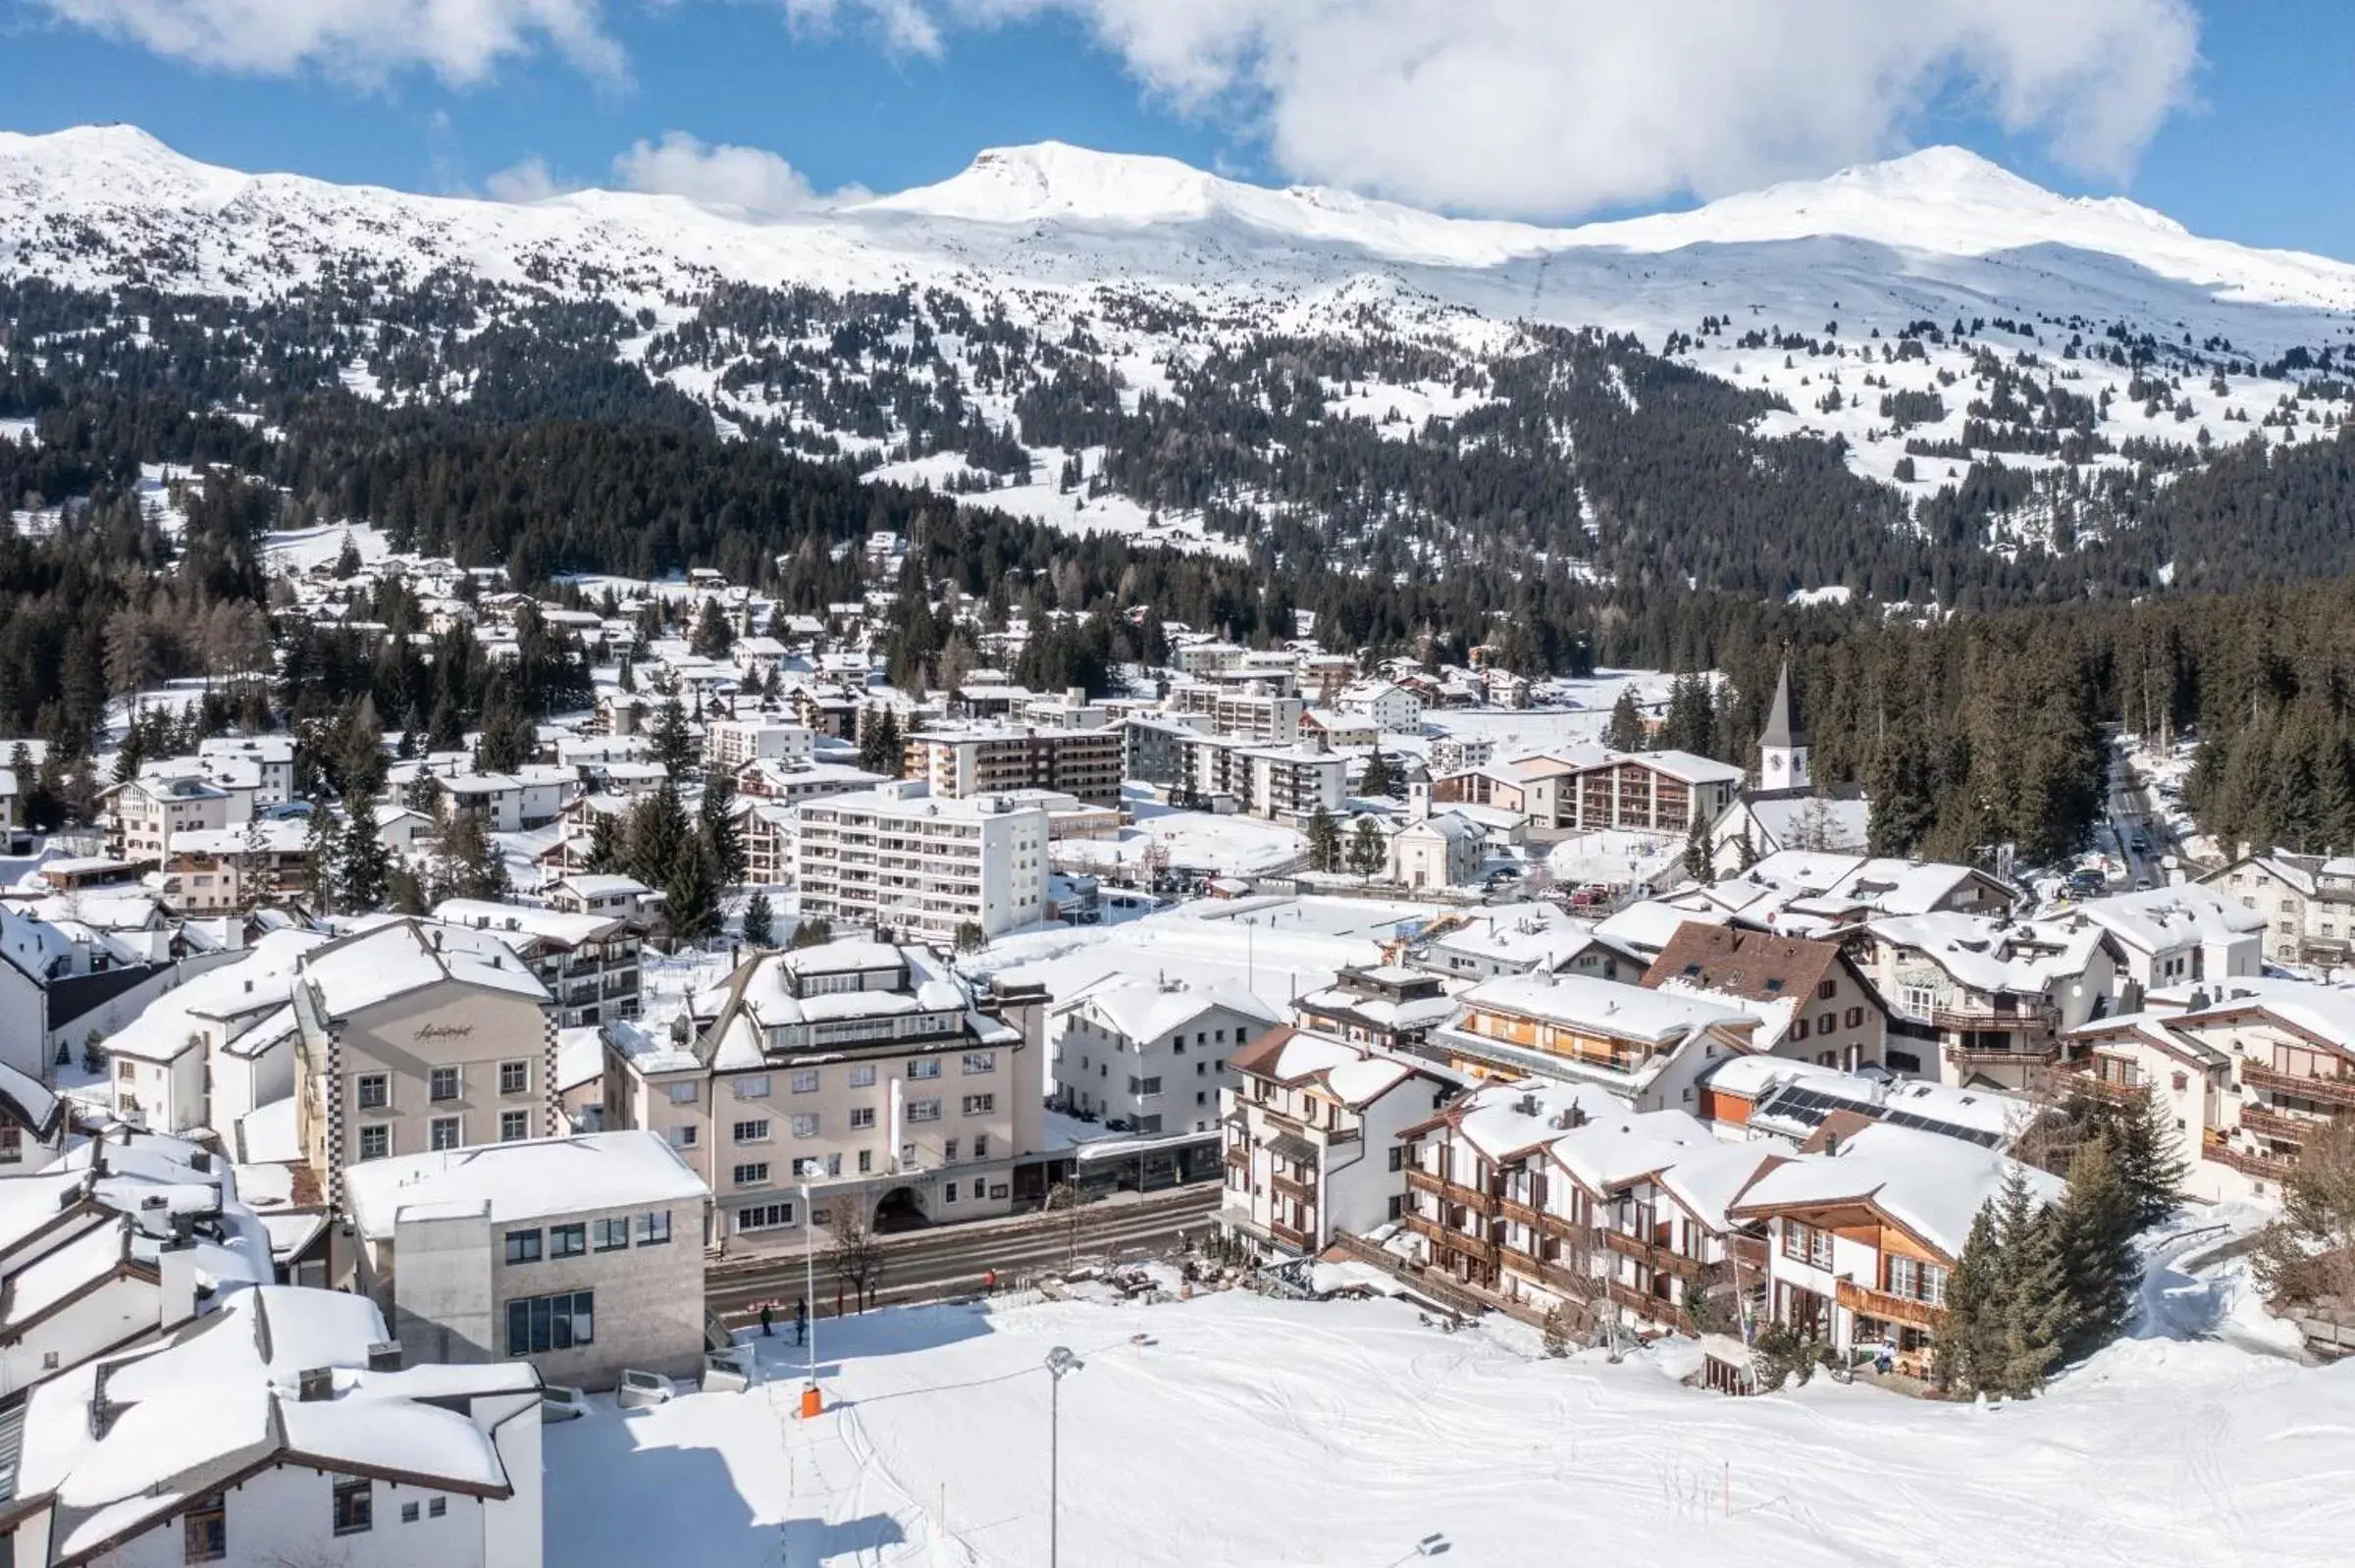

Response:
(1044, 1346), (1083, 1568)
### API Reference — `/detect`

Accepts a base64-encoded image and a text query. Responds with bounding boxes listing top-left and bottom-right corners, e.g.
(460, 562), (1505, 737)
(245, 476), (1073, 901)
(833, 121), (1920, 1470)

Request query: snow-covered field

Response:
(547, 1242), (2344, 1568)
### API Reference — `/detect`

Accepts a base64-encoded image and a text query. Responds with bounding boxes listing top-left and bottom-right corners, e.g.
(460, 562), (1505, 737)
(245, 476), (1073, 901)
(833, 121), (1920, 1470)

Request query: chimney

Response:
(297, 1367), (335, 1402)
(367, 1341), (403, 1373)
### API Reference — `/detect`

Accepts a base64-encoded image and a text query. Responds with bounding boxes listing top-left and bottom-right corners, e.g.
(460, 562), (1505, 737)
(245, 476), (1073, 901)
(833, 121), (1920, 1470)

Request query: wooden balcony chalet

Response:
(2238, 1103), (2318, 1144)
(1941, 1038), (2061, 1067)
(1599, 1228), (1708, 1281)
(1403, 1211), (1498, 1266)
(2241, 1060), (2355, 1109)
(1497, 1191), (1544, 1228)
(1837, 1278), (1945, 1332)
(1271, 1218), (1316, 1251)
(1728, 1232), (1769, 1274)
(1270, 1170), (1317, 1204)
(2057, 1068), (2144, 1103)
(1405, 1166), (1499, 1217)
(2203, 1128), (2295, 1180)
(1605, 1280), (1695, 1334)
(1255, 1104), (1361, 1145)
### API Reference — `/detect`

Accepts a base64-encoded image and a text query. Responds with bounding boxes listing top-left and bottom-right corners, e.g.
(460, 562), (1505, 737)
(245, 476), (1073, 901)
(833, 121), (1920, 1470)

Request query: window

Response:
(499, 1061), (530, 1095)
(907, 1099), (942, 1124)
(1846, 1007), (1863, 1028)
(783, 1114), (817, 1139)
(1387, 1145), (1403, 1172)
(499, 1110), (531, 1142)
(1127, 1075), (1163, 1096)
(962, 1094), (996, 1116)
(945, 1138), (960, 1163)
(908, 1058), (941, 1080)
(1901, 985), (1937, 1018)
(734, 1162), (770, 1188)
(786, 1070), (819, 1095)
(637, 1211), (671, 1246)
(733, 1074), (772, 1099)
(1817, 1013), (1836, 1035)
(506, 1290), (594, 1354)
(593, 1217), (630, 1252)
(430, 1067), (460, 1102)
(849, 1106), (875, 1129)
(858, 1149), (872, 1174)
(358, 1125), (390, 1161)
(736, 1201), (797, 1232)
(333, 1479), (373, 1536)
(431, 1117), (462, 1152)
(550, 1224), (586, 1259)
(849, 1065), (877, 1088)
(668, 1125), (700, 1150)
(962, 1052), (997, 1074)
(1780, 1221), (1834, 1270)
(356, 1073), (389, 1111)
(1817, 979), (1838, 1000)
(184, 1494), (227, 1561)
(400, 1502), (420, 1524)
(1790, 1019), (1810, 1041)
(665, 1081), (700, 1105)
(504, 1228), (544, 1265)
(945, 1181), (958, 1203)
(429, 1498), (446, 1520)
(733, 1119), (771, 1144)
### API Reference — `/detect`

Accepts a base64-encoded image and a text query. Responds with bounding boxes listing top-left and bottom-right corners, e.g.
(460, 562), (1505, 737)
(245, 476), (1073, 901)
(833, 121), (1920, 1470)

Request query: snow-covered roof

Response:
(1699, 1056), (2026, 1144)
(1457, 971), (1756, 1044)
(297, 916), (551, 1018)
(1867, 911), (2111, 996)
(1230, 1026), (1453, 1108)
(1595, 898), (1727, 955)
(1731, 1122), (2062, 1259)
(1072, 977), (1280, 1043)
(2173, 975), (2355, 1053)
(341, 1130), (708, 1240)
(2072, 882), (2265, 954)
(555, 1025), (605, 1093)
(431, 897), (626, 947)
(100, 928), (325, 1064)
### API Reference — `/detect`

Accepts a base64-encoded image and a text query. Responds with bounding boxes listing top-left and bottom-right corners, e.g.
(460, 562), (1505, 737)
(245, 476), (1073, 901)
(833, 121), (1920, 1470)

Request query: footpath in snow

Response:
(548, 1265), (2353, 1568)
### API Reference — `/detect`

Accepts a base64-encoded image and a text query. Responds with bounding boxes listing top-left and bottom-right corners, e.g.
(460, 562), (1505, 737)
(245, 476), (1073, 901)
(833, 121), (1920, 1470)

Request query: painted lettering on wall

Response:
(414, 1023), (477, 1041)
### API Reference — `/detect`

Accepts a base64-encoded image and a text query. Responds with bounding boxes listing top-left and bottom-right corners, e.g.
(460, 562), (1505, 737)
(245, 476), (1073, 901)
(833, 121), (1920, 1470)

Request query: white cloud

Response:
(610, 131), (819, 214)
(779, 0), (942, 54)
(486, 156), (570, 203)
(813, 0), (2202, 217)
(38, 0), (624, 85)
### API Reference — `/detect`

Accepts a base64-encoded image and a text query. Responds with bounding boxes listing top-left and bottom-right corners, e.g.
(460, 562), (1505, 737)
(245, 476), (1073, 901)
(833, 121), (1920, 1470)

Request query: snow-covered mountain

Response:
(5, 125), (2353, 571)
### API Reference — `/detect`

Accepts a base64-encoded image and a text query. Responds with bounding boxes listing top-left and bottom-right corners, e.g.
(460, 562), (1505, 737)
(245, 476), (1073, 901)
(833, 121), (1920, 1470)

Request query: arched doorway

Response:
(874, 1186), (930, 1233)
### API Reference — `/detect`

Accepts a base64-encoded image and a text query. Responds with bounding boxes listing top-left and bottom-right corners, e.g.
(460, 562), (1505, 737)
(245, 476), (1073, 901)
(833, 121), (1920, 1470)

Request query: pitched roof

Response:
(1759, 658), (1804, 750)
(1640, 920), (1844, 1006)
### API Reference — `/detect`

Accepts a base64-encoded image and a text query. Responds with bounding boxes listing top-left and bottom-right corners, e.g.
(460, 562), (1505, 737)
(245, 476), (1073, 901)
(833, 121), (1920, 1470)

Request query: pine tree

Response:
(664, 837), (721, 945)
(1605, 687), (1646, 753)
(474, 703), (535, 774)
(2111, 1084), (2188, 1228)
(1990, 1170), (2068, 1396)
(691, 597), (734, 658)
(387, 863), (428, 915)
(858, 707), (904, 777)
(303, 800), (344, 915)
(1683, 812), (1713, 882)
(1348, 817), (1387, 880)
(625, 781), (694, 891)
(2052, 1134), (2140, 1357)
(1935, 1206), (2003, 1394)
(741, 890), (774, 948)
(700, 773), (745, 886)
(434, 808), (510, 903)
(338, 793), (391, 913)
(651, 697), (697, 776)
(1306, 806), (1341, 873)
(583, 811), (623, 875)
(1359, 748), (1396, 798)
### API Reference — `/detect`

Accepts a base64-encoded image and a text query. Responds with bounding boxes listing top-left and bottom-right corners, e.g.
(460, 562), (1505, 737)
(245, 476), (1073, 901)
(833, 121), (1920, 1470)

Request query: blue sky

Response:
(3, 1), (2349, 257)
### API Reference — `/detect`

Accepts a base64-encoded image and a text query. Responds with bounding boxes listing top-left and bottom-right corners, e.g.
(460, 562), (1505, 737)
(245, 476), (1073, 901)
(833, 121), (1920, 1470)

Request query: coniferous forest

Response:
(7, 271), (2355, 862)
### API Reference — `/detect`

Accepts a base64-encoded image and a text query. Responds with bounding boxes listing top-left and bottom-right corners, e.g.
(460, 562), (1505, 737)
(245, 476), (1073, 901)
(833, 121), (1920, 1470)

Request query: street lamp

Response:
(1044, 1345), (1084, 1568)
(799, 1178), (820, 1418)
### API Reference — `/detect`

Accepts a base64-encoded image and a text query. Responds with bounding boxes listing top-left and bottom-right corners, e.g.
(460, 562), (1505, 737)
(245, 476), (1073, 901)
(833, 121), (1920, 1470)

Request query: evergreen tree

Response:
(1683, 812), (1713, 882)
(338, 792), (391, 912)
(625, 781), (694, 891)
(788, 915), (834, 950)
(691, 597), (735, 658)
(431, 808), (510, 903)
(1935, 1206), (2004, 1394)
(473, 703), (535, 774)
(664, 836), (721, 945)
(2052, 1134), (2140, 1358)
(387, 862), (428, 915)
(700, 772), (746, 886)
(651, 696), (697, 777)
(1348, 817), (1388, 880)
(1306, 806), (1341, 873)
(303, 800), (344, 914)
(583, 811), (624, 875)
(2111, 1084), (2189, 1228)
(859, 707), (905, 777)
(1990, 1170), (2069, 1396)
(741, 890), (774, 947)
(1605, 687), (1646, 752)
(1359, 748), (1397, 798)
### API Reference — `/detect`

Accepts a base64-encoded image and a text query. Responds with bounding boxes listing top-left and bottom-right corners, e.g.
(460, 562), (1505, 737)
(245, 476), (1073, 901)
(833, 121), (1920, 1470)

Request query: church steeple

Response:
(1758, 659), (1809, 790)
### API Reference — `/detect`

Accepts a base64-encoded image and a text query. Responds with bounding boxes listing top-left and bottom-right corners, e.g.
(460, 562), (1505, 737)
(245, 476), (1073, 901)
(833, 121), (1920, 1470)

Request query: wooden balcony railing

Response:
(2242, 1060), (2355, 1108)
(2238, 1104), (2319, 1144)
(1404, 1167), (1498, 1216)
(2204, 1139), (2296, 1179)
(1497, 1194), (1542, 1228)
(1403, 1211), (1497, 1265)
(1599, 1228), (1708, 1281)
(1605, 1280), (1694, 1334)
(1837, 1278), (1945, 1331)
(1271, 1172), (1316, 1204)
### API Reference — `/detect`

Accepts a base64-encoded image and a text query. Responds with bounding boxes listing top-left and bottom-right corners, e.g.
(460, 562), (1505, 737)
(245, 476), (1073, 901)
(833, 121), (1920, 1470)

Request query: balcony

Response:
(2239, 1103), (2319, 1144)
(1271, 1171), (1317, 1204)
(1404, 1167), (1496, 1217)
(1605, 1280), (1694, 1333)
(1403, 1211), (1497, 1266)
(1224, 1144), (1250, 1171)
(2203, 1130), (2295, 1180)
(1599, 1228), (1708, 1281)
(1271, 1219), (1316, 1251)
(2242, 1060), (2355, 1108)
(1942, 1038), (2059, 1068)
(1837, 1278), (1945, 1332)
(1497, 1193), (1543, 1228)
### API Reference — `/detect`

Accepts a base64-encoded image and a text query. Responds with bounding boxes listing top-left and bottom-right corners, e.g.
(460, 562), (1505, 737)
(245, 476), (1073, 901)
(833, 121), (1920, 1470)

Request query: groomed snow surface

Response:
(549, 1252), (2342, 1568)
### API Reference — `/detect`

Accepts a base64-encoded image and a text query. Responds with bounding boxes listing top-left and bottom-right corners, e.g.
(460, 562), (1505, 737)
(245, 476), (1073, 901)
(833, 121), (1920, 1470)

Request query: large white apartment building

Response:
(796, 781), (1049, 942)
(706, 717), (815, 771)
